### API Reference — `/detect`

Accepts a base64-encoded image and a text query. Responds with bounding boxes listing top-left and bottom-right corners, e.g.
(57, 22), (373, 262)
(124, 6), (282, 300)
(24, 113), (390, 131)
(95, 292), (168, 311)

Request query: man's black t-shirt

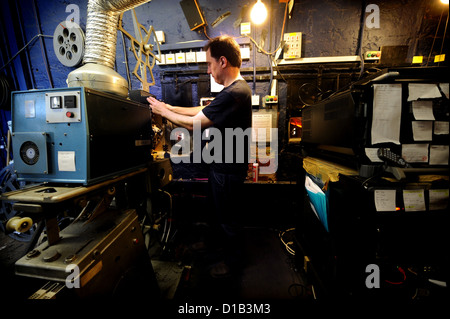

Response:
(201, 79), (252, 176)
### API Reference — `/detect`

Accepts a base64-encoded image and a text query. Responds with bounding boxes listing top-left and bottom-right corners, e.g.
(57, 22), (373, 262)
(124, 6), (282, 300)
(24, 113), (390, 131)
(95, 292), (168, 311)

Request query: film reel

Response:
(53, 20), (85, 67)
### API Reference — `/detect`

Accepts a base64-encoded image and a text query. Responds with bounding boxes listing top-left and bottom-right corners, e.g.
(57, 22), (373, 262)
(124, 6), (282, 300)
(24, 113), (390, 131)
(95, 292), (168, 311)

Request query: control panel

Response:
(283, 32), (302, 59)
(263, 95), (278, 108)
(364, 50), (381, 61)
(45, 90), (81, 123)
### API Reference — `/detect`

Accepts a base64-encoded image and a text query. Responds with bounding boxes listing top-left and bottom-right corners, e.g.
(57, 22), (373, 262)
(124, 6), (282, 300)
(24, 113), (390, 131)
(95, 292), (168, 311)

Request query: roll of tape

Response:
(6, 216), (33, 233)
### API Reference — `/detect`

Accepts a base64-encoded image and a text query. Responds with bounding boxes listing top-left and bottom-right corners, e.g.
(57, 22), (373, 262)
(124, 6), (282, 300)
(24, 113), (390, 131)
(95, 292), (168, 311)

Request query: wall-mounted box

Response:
(186, 51), (196, 63)
(196, 51), (207, 63)
(165, 53), (176, 64)
(154, 31), (165, 44)
(156, 54), (165, 65)
(241, 22), (251, 35)
(240, 47), (250, 60)
(176, 52), (186, 63)
(283, 32), (302, 59)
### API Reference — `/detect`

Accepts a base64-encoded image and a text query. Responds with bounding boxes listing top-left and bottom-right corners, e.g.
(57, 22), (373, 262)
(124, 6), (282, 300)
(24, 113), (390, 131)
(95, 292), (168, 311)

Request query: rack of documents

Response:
(301, 66), (449, 179)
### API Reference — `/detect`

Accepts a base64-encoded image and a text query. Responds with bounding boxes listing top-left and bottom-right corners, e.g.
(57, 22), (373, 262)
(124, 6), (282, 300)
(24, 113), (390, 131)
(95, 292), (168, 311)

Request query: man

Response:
(147, 35), (252, 278)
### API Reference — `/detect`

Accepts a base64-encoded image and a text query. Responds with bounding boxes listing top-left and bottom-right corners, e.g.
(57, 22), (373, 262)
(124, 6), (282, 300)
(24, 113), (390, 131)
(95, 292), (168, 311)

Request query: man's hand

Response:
(147, 96), (171, 116)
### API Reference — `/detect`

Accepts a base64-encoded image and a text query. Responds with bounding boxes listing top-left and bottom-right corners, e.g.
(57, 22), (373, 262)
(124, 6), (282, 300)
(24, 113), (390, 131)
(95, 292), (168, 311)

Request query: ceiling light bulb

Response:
(440, 0), (449, 4)
(251, 0), (268, 25)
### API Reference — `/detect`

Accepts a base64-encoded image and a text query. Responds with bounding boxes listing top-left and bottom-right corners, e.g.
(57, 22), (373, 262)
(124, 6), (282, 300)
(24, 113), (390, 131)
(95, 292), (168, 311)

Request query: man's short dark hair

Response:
(204, 35), (242, 68)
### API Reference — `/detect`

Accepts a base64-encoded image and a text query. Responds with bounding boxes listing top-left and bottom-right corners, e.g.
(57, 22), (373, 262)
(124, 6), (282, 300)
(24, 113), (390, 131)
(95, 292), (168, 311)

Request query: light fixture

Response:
(250, 0), (268, 25)
(441, 0), (449, 4)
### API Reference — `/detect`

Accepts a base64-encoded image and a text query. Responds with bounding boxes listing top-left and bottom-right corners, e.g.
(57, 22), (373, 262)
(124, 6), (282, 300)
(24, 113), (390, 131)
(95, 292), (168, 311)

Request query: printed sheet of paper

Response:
(252, 113), (273, 142)
(407, 83), (441, 101)
(374, 189), (396, 212)
(371, 84), (402, 145)
(411, 121), (432, 141)
(402, 144), (429, 163)
(365, 148), (384, 163)
(439, 83), (449, 99)
(403, 189), (426, 212)
(429, 189), (449, 211)
(412, 100), (435, 120)
(434, 121), (449, 135)
(429, 145), (449, 165)
(58, 151), (76, 171)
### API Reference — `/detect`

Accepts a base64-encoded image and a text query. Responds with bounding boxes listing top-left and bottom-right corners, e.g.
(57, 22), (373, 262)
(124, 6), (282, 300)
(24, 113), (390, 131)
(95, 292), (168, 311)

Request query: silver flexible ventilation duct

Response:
(67, 0), (150, 97)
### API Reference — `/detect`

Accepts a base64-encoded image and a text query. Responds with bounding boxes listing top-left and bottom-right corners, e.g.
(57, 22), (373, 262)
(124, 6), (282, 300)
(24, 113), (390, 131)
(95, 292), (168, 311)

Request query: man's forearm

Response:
(169, 105), (205, 116)
(161, 108), (196, 131)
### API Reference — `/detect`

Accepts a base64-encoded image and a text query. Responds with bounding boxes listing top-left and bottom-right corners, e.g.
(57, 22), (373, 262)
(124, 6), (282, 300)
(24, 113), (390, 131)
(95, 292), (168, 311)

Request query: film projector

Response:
(0, 2), (173, 299)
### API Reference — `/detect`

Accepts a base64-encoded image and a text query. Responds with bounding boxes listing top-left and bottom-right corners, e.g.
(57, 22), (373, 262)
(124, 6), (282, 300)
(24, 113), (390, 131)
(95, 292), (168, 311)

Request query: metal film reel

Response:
(53, 21), (85, 67)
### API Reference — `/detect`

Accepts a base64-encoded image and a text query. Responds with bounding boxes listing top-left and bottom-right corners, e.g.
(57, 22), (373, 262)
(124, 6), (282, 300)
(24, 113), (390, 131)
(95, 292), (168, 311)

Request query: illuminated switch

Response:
(50, 96), (62, 109)
(65, 111), (75, 118)
(176, 52), (186, 63)
(165, 53), (175, 64)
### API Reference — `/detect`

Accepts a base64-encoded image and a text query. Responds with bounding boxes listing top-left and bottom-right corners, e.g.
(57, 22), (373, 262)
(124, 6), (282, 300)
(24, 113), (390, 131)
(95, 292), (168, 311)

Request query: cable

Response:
(203, 25), (212, 41)
(0, 34), (53, 72)
(438, 8), (449, 66)
(426, 7), (445, 67)
(244, 2), (289, 57)
(31, 0), (53, 88)
(279, 227), (296, 255)
(120, 31), (131, 90)
(385, 266), (406, 285)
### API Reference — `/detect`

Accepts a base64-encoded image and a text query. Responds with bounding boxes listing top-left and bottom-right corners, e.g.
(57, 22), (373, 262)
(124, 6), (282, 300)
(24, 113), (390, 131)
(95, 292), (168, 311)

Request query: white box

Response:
(252, 95), (260, 106)
(196, 51), (207, 63)
(154, 31), (165, 44)
(165, 53), (175, 64)
(156, 54), (165, 65)
(241, 22), (251, 35)
(186, 51), (196, 63)
(176, 52), (186, 63)
(240, 47), (250, 60)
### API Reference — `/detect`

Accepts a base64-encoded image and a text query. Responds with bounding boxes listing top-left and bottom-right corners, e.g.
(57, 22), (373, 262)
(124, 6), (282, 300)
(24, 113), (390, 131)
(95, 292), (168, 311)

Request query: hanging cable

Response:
(426, 7), (445, 66)
(242, 1), (288, 57)
(120, 31), (131, 90)
(0, 34), (53, 72)
(31, 0), (53, 88)
(438, 8), (449, 66)
(203, 25), (212, 40)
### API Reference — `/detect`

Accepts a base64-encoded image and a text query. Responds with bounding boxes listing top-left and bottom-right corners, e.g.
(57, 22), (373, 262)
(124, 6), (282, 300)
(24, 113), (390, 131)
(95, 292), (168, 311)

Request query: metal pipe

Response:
(68, 0), (150, 96)
(83, 0), (150, 68)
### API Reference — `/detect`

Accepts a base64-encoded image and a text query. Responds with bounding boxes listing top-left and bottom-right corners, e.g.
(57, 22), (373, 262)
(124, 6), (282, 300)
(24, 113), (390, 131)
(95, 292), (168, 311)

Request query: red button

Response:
(66, 111), (74, 118)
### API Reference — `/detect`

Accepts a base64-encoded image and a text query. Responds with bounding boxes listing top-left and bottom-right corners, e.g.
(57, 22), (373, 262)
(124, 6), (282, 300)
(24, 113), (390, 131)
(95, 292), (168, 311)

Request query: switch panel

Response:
(365, 50), (381, 61)
(283, 32), (302, 59)
(45, 91), (81, 123)
(263, 95), (278, 108)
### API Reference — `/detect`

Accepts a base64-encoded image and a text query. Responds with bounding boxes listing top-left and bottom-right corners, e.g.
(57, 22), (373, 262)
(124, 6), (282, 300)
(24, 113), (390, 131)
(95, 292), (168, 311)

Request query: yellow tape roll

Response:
(6, 216), (33, 233)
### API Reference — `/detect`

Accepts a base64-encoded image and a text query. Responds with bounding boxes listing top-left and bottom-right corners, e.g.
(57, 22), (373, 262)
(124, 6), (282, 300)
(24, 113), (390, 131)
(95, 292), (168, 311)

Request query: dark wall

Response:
(1, 0), (448, 172)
